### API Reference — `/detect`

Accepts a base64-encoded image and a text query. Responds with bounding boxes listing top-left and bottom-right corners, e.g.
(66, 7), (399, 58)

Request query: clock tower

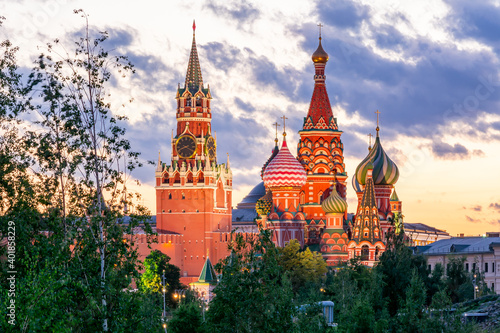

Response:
(155, 21), (232, 281)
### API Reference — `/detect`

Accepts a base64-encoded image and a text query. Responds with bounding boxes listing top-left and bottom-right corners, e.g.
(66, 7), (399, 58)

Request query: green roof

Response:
(198, 257), (217, 284)
(390, 188), (400, 201)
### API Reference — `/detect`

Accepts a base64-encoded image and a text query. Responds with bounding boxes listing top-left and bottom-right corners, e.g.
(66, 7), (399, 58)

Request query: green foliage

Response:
(446, 257), (473, 303)
(139, 250), (182, 308)
(0, 12), (154, 332)
(168, 302), (205, 333)
(376, 229), (431, 316)
(206, 230), (297, 333)
(278, 239), (327, 293)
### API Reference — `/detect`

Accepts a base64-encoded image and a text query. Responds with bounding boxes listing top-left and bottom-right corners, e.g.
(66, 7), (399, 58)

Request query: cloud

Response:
(471, 205), (482, 212)
(489, 202), (500, 212)
(445, 0), (500, 50)
(431, 141), (469, 159)
(465, 215), (481, 223)
(201, 42), (241, 73)
(206, 0), (260, 26)
(317, 0), (370, 29)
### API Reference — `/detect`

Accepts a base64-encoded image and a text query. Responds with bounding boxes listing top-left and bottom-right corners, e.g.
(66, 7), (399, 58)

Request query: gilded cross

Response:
(317, 23), (323, 38)
(368, 133), (373, 147)
(281, 115), (288, 134)
(375, 110), (381, 127)
(273, 122), (280, 143)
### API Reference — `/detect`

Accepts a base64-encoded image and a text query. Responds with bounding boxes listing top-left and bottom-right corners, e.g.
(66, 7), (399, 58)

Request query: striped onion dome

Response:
(263, 138), (307, 188)
(321, 184), (347, 214)
(352, 175), (363, 193)
(355, 134), (399, 186)
(256, 190), (273, 216)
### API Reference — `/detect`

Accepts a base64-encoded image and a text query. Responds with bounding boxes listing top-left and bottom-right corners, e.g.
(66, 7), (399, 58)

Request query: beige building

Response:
(404, 223), (451, 246)
(417, 237), (500, 294)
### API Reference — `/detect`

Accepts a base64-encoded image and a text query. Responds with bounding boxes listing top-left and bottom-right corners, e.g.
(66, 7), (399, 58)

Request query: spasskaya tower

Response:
(155, 21), (232, 281)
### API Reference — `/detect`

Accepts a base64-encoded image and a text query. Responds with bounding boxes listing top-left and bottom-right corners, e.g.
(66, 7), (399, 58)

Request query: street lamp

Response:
(473, 273), (477, 300)
(162, 270), (167, 332)
(173, 289), (187, 304)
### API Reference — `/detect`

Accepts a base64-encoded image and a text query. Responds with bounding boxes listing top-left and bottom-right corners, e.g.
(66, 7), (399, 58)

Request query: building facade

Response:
(419, 237), (500, 294)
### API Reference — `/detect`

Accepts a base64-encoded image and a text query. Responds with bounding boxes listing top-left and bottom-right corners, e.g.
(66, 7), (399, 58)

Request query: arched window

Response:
(361, 245), (369, 260)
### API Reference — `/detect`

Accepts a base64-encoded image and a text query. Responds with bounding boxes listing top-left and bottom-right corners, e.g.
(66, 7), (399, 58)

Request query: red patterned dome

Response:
(263, 138), (307, 188)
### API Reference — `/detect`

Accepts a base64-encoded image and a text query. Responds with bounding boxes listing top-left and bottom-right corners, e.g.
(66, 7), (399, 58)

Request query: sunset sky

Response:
(1, 0), (499, 236)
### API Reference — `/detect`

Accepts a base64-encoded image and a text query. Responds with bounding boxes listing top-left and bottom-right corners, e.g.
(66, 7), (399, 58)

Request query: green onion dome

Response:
(256, 190), (273, 216)
(355, 135), (399, 186)
(321, 184), (347, 214)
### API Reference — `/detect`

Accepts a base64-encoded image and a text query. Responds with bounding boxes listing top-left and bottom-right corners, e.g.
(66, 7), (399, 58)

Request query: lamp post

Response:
(173, 289), (187, 304)
(162, 270), (167, 332)
(473, 273), (477, 300)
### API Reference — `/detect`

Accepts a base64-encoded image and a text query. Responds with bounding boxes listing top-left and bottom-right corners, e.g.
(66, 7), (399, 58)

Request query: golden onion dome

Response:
(312, 38), (329, 63)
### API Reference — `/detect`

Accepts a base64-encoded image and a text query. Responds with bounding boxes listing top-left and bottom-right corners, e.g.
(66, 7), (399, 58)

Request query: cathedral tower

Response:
(297, 31), (347, 248)
(320, 177), (349, 265)
(155, 22), (232, 280)
(262, 130), (307, 247)
(348, 163), (385, 266)
(354, 119), (399, 239)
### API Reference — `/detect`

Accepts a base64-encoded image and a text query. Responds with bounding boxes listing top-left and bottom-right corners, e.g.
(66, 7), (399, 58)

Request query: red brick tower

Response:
(155, 21), (232, 281)
(297, 32), (347, 248)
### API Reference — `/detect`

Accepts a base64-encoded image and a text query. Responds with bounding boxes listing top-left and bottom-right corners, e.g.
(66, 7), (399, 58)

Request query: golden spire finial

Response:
(375, 110), (381, 136)
(281, 115), (288, 137)
(273, 122), (280, 144)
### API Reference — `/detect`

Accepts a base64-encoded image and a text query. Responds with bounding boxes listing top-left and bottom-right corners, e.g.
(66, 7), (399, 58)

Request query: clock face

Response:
(176, 135), (197, 158)
(206, 136), (216, 160)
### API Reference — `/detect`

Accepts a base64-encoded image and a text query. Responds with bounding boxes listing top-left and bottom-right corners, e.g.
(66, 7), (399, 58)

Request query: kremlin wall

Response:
(133, 23), (452, 285)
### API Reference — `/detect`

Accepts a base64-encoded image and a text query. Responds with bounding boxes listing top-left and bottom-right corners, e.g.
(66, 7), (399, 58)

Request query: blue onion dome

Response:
(355, 135), (399, 186)
(321, 184), (347, 214)
(352, 175), (363, 193)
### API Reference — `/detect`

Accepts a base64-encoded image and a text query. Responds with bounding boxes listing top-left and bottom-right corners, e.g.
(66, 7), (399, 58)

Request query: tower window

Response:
(186, 99), (191, 107)
(169, 193), (172, 199)
(182, 193), (185, 199)
(485, 262), (488, 273)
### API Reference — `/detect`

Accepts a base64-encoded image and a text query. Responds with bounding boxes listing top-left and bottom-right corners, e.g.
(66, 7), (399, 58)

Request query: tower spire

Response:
(306, 26), (333, 128)
(281, 115), (288, 139)
(185, 20), (203, 92)
(375, 110), (381, 137)
(156, 150), (162, 172)
(273, 122), (280, 145)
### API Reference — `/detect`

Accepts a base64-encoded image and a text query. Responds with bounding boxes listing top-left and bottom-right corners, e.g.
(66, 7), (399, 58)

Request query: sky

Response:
(1, 0), (500, 236)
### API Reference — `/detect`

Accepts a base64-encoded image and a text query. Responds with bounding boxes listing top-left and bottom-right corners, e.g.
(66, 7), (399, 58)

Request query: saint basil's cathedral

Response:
(140, 22), (404, 285)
